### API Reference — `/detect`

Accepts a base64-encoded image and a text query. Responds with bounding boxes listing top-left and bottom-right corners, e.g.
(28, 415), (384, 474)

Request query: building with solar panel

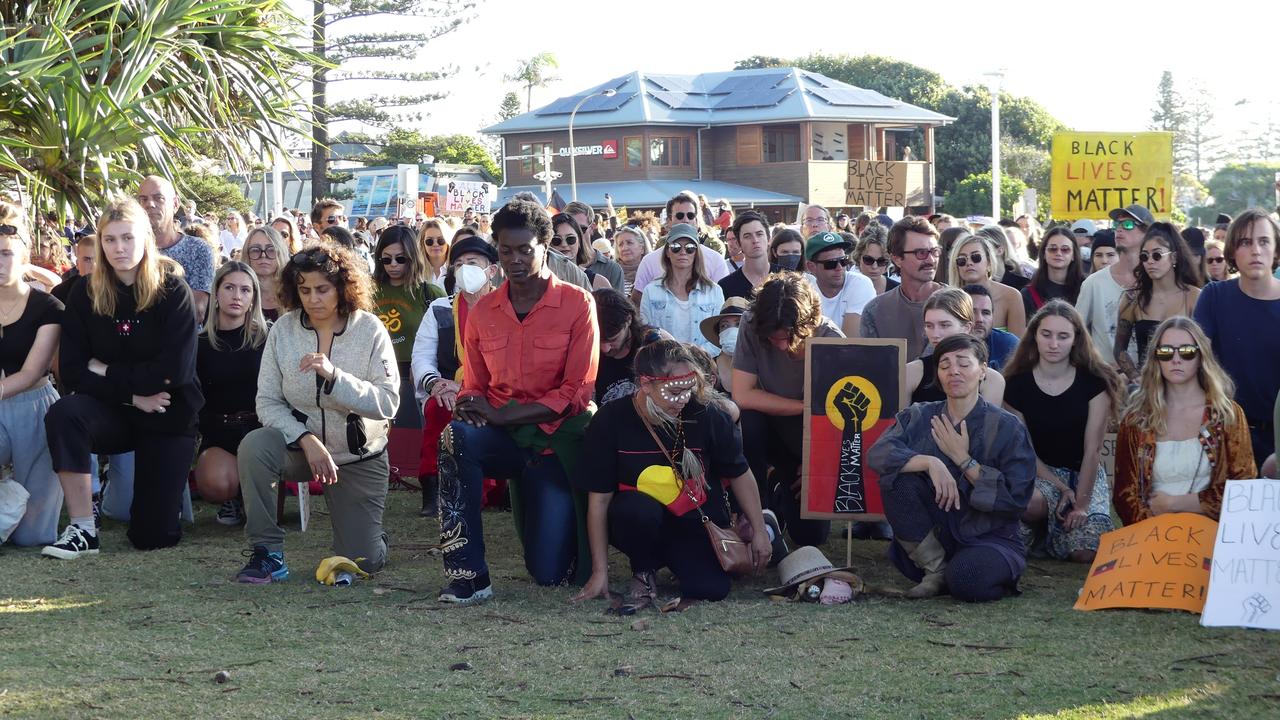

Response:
(485, 67), (955, 218)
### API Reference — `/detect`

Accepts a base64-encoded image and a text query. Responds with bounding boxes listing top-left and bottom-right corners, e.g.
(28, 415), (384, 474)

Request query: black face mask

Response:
(777, 254), (802, 271)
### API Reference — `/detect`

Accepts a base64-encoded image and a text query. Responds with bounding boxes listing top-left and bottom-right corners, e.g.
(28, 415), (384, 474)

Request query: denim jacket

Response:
(639, 278), (724, 357)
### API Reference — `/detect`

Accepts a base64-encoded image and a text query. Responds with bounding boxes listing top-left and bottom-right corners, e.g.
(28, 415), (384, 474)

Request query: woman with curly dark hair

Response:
(1113, 222), (1202, 383)
(732, 272), (842, 546)
(234, 242), (399, 584)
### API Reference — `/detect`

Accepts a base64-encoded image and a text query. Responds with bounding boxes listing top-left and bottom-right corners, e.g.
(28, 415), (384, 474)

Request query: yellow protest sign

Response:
(1050, 132), (1174, 220)
(1074, 513), (1217, 613)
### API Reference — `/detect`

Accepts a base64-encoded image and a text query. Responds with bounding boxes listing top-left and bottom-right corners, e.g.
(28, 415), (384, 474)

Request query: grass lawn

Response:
(1, 488), (1277, 719)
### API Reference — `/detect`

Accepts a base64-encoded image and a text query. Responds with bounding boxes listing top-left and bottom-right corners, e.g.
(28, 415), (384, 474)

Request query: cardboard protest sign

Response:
(1201, 479), (1280, 630)
(1050, 132), (1174, 221)
(442, 181), (494, 214)
(845, 160), (907, 208)
(1074, 513), (1216, 613)
(801, 338), (906, 520)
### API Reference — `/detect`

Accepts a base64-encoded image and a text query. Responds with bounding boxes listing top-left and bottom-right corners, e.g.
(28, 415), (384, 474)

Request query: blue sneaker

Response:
(236, 545), (289, 584)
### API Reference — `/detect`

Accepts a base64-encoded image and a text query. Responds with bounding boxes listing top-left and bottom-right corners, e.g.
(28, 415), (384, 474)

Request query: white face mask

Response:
(456, 263), (488, 294)
(1079, 246), (1092, 263)
(719, 326), (739, 355)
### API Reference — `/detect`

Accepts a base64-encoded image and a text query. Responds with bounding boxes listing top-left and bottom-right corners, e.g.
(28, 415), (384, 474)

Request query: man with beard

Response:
(859, 217), (943, 361)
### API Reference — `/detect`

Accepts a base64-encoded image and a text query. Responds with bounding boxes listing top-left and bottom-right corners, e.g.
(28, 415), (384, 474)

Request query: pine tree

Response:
(308, 0), (477, 203)
(498, 92), (522, 121)
(1150, 71), (1190, 175)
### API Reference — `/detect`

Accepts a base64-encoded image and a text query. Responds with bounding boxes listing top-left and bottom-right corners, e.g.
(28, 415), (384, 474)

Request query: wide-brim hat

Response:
(699, 296), (749, 347)
(763, 546), (858, 595)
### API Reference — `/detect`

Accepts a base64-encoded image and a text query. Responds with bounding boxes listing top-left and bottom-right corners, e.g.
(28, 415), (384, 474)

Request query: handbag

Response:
(635, 404), (753, 576)
(0, 472), (30, 543)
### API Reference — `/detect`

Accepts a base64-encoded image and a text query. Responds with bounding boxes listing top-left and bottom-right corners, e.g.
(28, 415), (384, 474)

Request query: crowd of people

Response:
(3, 181), (1278, 609)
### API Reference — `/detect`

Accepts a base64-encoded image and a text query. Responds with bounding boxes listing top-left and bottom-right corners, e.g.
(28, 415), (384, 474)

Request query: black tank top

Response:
(911, 352), (946, 404)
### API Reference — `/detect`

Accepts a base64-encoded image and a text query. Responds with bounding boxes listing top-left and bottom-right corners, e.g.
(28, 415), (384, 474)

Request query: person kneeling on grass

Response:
(572, 340), (773, 610)
(867, 334), (1036, 602)
(235, 243), (399, 584)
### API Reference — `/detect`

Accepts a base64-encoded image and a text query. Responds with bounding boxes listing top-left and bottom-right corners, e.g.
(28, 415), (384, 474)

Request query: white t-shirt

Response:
(1076, 266), (1134, 365)
(806, 271), (875, 327)
(633, 244), (729, 294)
(220, 229), (245, 256)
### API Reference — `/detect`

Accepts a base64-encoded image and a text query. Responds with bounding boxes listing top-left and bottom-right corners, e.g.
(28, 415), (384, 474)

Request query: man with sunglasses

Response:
(1077, 203), (1152, 365)
(858, 216), (943, 361)
(804, 231), (874, 337)
(630, 191), (729, 302)
(310, 198), (347, 231)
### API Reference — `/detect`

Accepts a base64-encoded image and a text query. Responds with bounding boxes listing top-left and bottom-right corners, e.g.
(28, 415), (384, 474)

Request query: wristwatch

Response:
(959, 457), (979, 474)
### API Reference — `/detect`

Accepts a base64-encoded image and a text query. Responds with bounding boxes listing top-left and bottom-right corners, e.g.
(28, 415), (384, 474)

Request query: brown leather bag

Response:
(637, 408), (752, 576)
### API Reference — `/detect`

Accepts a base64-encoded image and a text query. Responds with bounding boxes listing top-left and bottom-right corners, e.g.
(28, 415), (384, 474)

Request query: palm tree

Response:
(0, 0), (320, 220)
(506, 52), (559, 113)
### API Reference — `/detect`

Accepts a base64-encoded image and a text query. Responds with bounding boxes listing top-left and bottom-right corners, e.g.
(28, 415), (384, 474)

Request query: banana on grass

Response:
(314, 556), (370, 585)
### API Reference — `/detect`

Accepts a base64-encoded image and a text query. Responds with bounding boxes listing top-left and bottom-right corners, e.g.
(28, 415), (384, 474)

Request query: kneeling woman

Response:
(868, 335), (1037, 602)
(195, 261), (270, 525)
(235, 244), (399, 583)
(1113, 316), (1255, 524)
(572, 340), (770, 608)
(44, 198), (202, 557)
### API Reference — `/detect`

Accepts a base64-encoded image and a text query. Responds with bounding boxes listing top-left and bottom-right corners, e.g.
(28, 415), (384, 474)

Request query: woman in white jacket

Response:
(235, 243), (399, 584)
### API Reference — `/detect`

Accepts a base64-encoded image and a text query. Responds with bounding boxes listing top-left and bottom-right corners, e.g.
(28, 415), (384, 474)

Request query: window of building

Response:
(763, 125), (801, 163)
(624, 136), (643, 168)
(649, 136), (691, 167)
(519, 142), (553, 175)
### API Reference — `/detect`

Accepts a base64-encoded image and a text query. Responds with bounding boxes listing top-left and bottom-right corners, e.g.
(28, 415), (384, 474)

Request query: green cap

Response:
(804, 231), (852, 261)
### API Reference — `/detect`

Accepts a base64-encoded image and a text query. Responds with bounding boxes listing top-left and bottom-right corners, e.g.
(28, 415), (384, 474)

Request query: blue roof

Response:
(484, 68), (954, 134)
(496, 179), (804, 209)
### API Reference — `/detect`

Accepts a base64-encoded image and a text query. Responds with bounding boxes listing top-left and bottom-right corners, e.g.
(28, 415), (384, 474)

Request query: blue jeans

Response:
(438, 421), (576, 586)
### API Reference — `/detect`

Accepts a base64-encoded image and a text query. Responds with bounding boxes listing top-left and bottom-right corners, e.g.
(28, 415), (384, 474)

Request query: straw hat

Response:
(698, 296), (749, 347)
(762, 546), (859, 596)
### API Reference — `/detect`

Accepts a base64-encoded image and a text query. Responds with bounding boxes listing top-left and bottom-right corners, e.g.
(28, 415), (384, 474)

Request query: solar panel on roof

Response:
(714, 87), (792, 110)
(647, 74), (695, 93)
(534, 91), (636, 116)
(648, 90), (711, 110)
(809, 86), (897, 108)
(709, 73), (788, 95)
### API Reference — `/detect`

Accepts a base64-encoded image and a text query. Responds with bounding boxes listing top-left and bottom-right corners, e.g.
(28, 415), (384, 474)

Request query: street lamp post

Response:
(984, 70), (1005, 219)
(568, 88), (617, 202)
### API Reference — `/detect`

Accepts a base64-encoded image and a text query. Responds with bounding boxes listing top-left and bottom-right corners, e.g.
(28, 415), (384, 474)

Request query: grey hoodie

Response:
(255, 308), (400, 465)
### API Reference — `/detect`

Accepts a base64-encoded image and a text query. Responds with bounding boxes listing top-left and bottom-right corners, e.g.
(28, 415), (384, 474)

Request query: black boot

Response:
(419, 475), (439, 518)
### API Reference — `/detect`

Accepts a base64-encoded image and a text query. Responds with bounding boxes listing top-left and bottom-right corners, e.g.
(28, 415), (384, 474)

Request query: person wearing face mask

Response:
(768, 228), (805, 273)
(411, 236), (500, 517)
(570, 340), (771, 611)
(700, 298), (748, 397)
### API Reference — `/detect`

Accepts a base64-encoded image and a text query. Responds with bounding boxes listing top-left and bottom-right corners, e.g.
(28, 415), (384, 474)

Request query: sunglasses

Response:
(905, 247), (942, 261)
(551, 235), (578, 247)
(1044, 245), (1073, 255)
(1139, 250), (1169, 263)
(954, 251), (985, 267)
(861, 255), (890, 267)
(380, 255), (408, 265)
(423, 236), (447, 246)
(673, 212), (698, 222)
(1206, 257), (1226, 265)
(324, 215), (343, 225)
(1154, 344), (1200, 361)
(291, 249), (338, 270)
(0, 224), (18, 236)
(247, 246), (277, 260)
(815, 257), (852, 270)
(667, 242), (698, 254)
(1114, 219), (1138, 231)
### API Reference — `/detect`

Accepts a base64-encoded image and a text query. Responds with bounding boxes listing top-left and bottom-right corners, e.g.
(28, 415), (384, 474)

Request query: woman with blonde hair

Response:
(1113, 316), (1255, 524)
(418, 220), (451, 287)
(0, 203), (64, 548)
(243, 226), (290, 320)
(43, 197), (202, 558)
(949, 233), (1027, 336)
(1002, 301), (1125, 562)
(196, 260), (270, 525)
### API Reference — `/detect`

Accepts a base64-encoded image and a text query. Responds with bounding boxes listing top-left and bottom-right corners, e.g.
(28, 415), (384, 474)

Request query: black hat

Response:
(1091, 229), (1116, 250)
(1108, 204), (1155, 227)
(1181, 227), (1207, 256)
(1215, 213), (1233, 226)
(448, 236), (497, 264)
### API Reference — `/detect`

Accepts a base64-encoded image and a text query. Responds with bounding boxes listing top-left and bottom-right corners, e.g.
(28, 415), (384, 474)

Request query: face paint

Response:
(656, 372), (696, 403)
